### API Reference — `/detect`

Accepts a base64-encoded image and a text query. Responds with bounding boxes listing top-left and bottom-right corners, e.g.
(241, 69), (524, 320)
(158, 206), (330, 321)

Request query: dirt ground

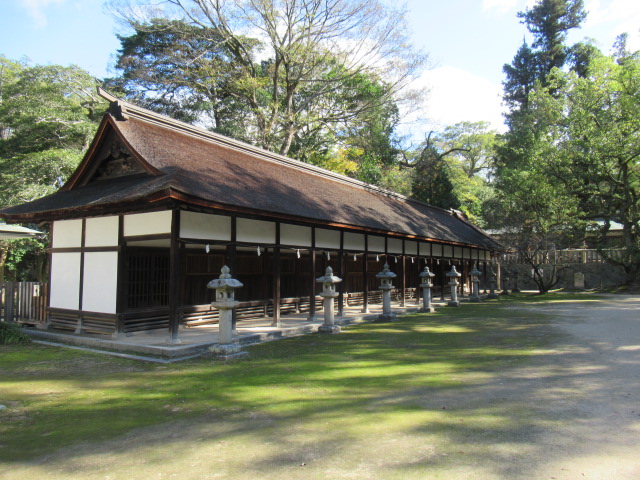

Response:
(2, 294), (639, 480)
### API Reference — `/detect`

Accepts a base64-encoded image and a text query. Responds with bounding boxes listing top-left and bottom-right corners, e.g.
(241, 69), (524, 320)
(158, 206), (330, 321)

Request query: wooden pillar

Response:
(76, 219), (86, 333)
(115, 215), (126, 337)
(168, 208), (181, 344)
(226, 216), (238, 330)
(308, 228), (317, 321)
(271, 223), (281, 327)
(362, 235), (369, 313)
(338, 231), (344, 317)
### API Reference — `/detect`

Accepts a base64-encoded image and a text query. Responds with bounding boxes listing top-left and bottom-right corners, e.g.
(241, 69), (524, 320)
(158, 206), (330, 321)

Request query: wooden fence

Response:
(0, 282), (48, 325)
(502, 248), (625, 265)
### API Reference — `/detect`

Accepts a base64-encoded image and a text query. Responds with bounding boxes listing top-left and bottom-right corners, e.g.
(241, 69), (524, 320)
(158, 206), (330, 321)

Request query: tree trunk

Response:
(0, 242), (7, 282)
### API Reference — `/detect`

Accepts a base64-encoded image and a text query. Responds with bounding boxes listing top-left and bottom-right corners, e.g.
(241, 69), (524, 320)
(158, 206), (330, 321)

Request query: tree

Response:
(503, 0), (587, 113)
(0, 58), (106, 205)
(517, 0), (587, 75)
(0, 57), (106, 280)
(525, 50), (640, 285)
(107, 0), (427, 158)
(403, 132), (465, 211)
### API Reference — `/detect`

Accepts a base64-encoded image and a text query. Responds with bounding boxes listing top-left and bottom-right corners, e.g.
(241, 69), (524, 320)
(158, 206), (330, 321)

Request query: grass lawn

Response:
(0, 292), (603, 479)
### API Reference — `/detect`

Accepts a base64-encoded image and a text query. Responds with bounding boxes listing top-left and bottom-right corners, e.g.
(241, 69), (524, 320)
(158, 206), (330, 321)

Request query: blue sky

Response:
(1, 0), (639, 137)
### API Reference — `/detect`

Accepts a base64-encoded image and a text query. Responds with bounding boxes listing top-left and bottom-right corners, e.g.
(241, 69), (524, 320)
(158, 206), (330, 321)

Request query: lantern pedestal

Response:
(470, 264), (482, 302)
(446, 266), (461, 307)
(208, 266), (244, 350)
(419, 266), (436, 313)
(376, 264), (397, 322)
(487, 266), (499, 299)
(316, 267), (342, 334)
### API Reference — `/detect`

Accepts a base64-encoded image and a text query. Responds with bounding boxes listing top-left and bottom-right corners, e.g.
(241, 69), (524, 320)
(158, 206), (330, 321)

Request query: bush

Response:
(0, 322), (31, 345)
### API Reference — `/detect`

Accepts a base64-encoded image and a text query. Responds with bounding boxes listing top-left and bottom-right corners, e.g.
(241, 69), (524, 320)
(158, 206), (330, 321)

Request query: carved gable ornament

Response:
(89, 138), (146, 183)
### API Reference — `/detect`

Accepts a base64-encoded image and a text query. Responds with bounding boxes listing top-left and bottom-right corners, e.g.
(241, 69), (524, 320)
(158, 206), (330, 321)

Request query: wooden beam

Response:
(168, 208), (181, 343)
(271, 222), (281, 327)
(308, 228), (316, 321)
(362, 235), (369, 313)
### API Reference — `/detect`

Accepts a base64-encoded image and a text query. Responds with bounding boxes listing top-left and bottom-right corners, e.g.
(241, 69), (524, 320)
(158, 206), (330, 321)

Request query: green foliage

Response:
(4, 236), (48, 281)
(107, 1), (425, 185)
(526, 51), (640, 283)
(0, 57), (106, 280)
(0, 322), (31, 345)
(503, 0), (587, 113)
(0, 56), (107, 207)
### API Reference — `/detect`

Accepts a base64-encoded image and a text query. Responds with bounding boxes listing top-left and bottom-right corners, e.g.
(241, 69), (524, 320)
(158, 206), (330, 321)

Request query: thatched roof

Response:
(0, 90), (501, 250)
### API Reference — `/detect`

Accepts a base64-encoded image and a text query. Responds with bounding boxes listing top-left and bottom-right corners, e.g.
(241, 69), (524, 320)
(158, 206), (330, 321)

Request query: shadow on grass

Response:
(1, 292), (639, 479)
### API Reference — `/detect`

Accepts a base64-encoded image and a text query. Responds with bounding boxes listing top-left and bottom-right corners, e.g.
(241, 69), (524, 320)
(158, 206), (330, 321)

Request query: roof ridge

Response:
(97, 88), (451, 216)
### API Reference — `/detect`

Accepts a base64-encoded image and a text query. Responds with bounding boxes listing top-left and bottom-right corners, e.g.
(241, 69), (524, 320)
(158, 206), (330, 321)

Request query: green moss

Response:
(0, 293), (582, 464)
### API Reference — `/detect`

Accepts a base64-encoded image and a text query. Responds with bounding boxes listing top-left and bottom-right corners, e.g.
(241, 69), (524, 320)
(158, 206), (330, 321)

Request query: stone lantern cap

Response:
(446, 265), (461, 278)
(207, 265), (243, 290)
(470, 264), (482, 277)
(316, 266), (342, 284)
(376, 264), (397, 279)
(419, 266), (435, 280)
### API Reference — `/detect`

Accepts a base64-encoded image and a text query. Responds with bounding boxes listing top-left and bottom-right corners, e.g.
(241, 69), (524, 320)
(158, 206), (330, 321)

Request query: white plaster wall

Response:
(180, 211), (231, 241)
(454, 247), (463, 259)
(484, 250), (491, 261)
(82, 252), (118, 314)
(405, 241), (418, 256)
(464, 248), (472, 259)
(237, 218), (276, 244)
(343, 232), (365, 251)
(50, 252), (81, 310)
(52, 219), (82, 248)
(85, 216), (119, 247)
(315, 228), (340, 249)
(443, 245), (453, 258)
(281, 224), (311, 247)
(431, 244), (443, 257)
(388, 238), (403, 254)
(124, 211), (172, 237)
(368, 235), (385, 253)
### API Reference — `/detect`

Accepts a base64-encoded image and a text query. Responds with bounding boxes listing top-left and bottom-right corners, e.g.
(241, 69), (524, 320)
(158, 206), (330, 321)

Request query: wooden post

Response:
(168, 208), (181, 344)
(401, 240), (406, 307)
(76, 219), (86, 334)
(271, 223), (281, 327)
(308, 228), (316, 321)
(227, 216), (237, 331)
(338, 231), (344, 317)
(115, 215), (126, 337)
(5, 281), (15, 323)
(362, 235), (369, 313)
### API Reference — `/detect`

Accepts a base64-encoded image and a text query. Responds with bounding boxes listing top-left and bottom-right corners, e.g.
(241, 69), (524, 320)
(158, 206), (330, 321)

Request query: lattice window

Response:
(127, 251), (170, 310)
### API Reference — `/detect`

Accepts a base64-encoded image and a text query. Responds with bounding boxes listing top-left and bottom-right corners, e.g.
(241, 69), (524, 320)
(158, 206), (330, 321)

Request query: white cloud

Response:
(20, 0), (65, 28)
(401, 66), (506, 141)
(583, 0), (640, 51)
(482, 0), (518, 14)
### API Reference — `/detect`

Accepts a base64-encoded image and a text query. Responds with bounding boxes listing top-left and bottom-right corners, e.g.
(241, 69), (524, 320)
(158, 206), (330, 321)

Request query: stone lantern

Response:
(501, 268), (511, 295)
(208, 265), (243, 345)
(511, 268), (521, 293)
(469, 263), (482, 302)
(376, 264), (397, 321)
(418, 266), (436, 313)
(316, 266), (342, 334)
(487, 266), (499, 299)
(446, 265), (462, 307)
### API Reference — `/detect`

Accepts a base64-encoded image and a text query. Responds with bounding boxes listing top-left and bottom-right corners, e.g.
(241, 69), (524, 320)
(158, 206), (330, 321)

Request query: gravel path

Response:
(506, 294), (640, 479)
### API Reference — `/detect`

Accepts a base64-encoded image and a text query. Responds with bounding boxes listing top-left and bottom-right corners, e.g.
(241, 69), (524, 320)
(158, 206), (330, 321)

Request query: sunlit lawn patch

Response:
(0, 292), (600, 465)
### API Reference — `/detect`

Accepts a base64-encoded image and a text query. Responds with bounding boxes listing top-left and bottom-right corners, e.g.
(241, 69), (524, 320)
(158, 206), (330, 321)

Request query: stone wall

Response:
(498, 262), (627, 291)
